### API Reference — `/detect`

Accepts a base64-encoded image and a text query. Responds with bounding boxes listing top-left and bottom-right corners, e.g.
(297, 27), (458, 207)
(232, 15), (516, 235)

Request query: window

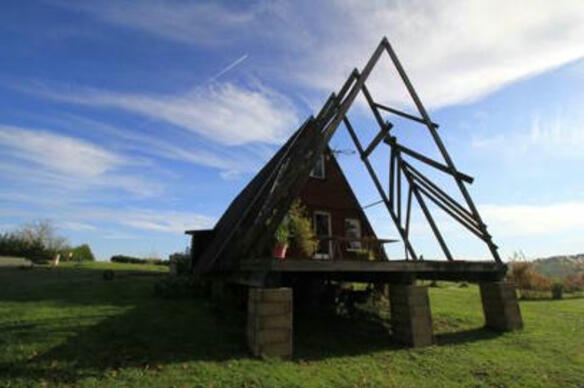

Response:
(345, 218), (362, 251)
(313, 211), (332, 259)
(309, 154), (325, 179)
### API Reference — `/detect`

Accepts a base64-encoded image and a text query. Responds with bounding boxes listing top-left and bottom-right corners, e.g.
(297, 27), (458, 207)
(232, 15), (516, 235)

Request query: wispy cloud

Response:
(61, 221), (97, 231)
(26, 81), (300, 146)
(51, 113), (265, 176)
(471, 113), (584, 159)
(0, 125), (123, 178)
(0, 198), (215, 234)
(0, 125), (163, 197)
(52, 0), (258, 46)
(288, 1), (584, 109)
(51, 1), (584, 110)
(480, 201), (584, 237)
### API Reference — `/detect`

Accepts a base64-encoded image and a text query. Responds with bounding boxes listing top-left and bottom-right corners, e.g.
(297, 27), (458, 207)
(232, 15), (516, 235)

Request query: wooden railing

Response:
(317, 236), (398, 261)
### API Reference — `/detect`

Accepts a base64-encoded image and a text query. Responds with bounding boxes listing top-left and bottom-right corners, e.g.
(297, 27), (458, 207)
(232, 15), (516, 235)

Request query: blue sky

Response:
(1, 0), (583, 261)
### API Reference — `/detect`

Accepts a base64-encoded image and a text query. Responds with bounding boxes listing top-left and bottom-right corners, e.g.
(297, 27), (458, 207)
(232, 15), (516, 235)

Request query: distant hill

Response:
(532, 254), (584, 279)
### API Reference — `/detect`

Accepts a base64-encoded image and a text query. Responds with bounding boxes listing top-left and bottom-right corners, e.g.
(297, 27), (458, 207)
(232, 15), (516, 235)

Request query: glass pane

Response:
(314, 213), (331, 256)
(345, 219), (362, 250)
(310, 155), (325, 178)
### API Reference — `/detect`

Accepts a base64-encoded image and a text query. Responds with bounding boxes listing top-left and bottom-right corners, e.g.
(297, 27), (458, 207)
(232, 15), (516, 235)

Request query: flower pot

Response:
(272, 243), (288, 259)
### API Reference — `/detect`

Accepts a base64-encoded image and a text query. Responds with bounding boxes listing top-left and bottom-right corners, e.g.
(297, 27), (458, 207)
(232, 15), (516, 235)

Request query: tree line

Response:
(0, 220), (95, 263)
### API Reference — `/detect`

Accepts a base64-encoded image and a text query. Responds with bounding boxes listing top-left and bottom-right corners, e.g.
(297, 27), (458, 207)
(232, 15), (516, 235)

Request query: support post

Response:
(211, 280), (226, 305)
(479, 282), (523, 331)
(247, 287), (293, 359)
(389, 284), (433, 347)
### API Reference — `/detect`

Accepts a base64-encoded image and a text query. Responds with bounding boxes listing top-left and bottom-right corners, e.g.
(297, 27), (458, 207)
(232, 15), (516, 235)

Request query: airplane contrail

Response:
(209, 54), (249, 83)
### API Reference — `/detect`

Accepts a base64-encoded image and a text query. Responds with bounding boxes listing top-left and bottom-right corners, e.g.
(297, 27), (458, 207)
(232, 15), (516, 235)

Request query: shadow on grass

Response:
(435, 327), (501, 346)
(0, 266), (504, 384)
(294, 312), (401, 360)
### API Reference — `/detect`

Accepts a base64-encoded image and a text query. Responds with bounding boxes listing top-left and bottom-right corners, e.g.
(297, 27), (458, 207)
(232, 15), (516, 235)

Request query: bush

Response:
(0, 232), (53, 263)
(288, 200), (318, 256)
(508, 260), (552, 292)
(110, 255), (169, 266)
(564, 273), (584, 293)
(169, 252), (190, 275)
(70, 244), (95, 262)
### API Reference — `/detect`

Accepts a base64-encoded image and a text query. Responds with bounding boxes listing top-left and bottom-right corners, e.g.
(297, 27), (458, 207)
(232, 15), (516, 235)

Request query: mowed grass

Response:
(0, 261), (583, 387)
(0, 257), (32, 267)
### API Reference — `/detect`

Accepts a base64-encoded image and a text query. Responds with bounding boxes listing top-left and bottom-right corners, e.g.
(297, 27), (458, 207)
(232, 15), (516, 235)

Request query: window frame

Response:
(313, 210), (332, 259)
(309, 154), (326, 179)
(344, 218), (362, 252)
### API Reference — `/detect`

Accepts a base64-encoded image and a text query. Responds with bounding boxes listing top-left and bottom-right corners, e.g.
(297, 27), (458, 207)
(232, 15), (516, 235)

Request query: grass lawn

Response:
(0, 257), (32, 267)
(0, 262), (583, 387)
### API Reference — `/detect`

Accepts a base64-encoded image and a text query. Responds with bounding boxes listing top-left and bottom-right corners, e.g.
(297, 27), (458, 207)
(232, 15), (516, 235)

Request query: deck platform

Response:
(231, 259), (507, 286)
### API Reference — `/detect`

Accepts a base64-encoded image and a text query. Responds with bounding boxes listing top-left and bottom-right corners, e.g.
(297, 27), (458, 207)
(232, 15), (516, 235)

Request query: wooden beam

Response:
(363, 122), (393, 159)
(375, 102), (439, 128)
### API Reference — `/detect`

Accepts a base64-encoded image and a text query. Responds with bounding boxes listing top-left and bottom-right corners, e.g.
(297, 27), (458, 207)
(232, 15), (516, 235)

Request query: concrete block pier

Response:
(389, 284), (434, 347)
(247, 287), (293, 359)
(479, 282), (523, 331)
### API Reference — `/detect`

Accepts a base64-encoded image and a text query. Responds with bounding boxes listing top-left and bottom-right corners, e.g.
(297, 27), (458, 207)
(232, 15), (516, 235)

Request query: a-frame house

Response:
(185, 37), (522, 359)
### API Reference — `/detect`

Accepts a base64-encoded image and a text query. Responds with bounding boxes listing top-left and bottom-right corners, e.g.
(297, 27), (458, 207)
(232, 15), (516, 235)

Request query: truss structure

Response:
(194, 37), (501, 274)
(330, 37), (501, 263)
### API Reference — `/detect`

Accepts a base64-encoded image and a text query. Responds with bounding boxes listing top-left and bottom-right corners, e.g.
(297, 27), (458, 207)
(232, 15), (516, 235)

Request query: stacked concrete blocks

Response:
(389, 284), (434, 348)
(479, 281), (523, 331)
(247, 287), (293, 359)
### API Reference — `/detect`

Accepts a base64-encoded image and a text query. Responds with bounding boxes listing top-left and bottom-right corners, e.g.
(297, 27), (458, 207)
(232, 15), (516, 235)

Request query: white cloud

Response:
(30, 82), (300, 146)
(471, 113), (584, 159)
(0, 125), (123, 177)
(60, 221), (96, 231)
(480, 201), (584, 237)
(0, 125), (163, 197)
(44, 113), (263, 176)
(110, 209), (214, 233)
(52, 1), (584, 111)
(0, 199), (215, 234)
(53, 1), (584, 112)
(285, 0), (584, 109)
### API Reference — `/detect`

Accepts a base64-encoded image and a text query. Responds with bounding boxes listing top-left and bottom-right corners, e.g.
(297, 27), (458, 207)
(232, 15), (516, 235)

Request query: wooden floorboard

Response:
(240, 258), (502, 273)
(232, 259), (507, 284)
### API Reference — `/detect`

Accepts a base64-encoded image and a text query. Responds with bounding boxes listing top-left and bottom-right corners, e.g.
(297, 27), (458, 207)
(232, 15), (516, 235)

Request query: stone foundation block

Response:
(247, 287), (293, 359)
(479, 282), (523, 331)
(211, 280), (226, 305)
(389, 284), (433, 347)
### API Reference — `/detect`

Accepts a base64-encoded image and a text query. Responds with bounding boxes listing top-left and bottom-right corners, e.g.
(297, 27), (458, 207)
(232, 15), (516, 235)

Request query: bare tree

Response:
(15, 219), (69, 252)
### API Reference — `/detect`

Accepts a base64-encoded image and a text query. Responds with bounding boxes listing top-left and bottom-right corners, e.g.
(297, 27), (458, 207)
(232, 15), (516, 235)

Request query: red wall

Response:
(289, 150), (381, 260)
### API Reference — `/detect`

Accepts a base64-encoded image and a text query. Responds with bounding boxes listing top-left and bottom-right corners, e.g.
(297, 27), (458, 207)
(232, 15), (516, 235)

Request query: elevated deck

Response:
(230, 259), (507, 286)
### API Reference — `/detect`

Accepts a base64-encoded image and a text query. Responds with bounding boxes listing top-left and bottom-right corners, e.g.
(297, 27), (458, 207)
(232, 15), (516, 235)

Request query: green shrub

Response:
(288, 200), (318, 256)
(274, 218), (290, 245)
(169, 252), (190, 275)
(70, 244), (95, 262)
(0, 232), (53, 263)
(110, 255), (169, 266)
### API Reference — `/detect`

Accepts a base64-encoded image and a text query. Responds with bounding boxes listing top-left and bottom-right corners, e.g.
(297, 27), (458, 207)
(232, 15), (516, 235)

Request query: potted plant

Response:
(288, 200), (318, 258)
(272, 218), (290, 259)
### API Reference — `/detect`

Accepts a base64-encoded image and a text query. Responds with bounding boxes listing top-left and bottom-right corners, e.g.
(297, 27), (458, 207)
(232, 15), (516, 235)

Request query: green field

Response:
(0, 257), (32, 267)
(0, 261), (583, 387)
